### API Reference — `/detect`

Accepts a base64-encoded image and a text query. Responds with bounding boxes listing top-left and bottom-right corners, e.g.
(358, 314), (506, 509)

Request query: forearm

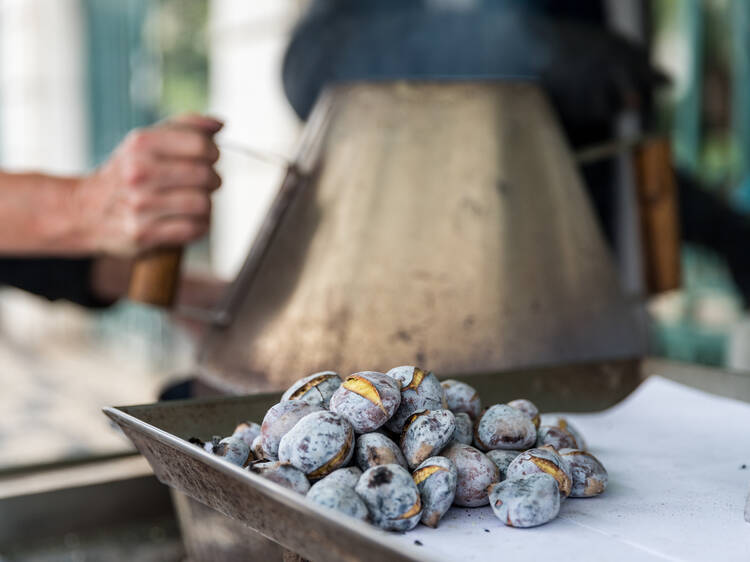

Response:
(0, 172), (93, 255)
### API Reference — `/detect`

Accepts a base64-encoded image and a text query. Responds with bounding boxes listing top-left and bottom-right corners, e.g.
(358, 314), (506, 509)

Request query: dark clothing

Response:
(677, 173), (750, 305)
(282, 0), (660, 148)
(0, 257), (107, 307)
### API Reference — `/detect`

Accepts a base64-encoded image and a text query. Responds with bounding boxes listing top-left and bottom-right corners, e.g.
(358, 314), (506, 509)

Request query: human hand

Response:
(72, 114), (223, 255)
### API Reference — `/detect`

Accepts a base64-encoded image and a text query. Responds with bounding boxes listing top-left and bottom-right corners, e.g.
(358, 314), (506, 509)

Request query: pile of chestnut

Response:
(190, 367), (607, 530)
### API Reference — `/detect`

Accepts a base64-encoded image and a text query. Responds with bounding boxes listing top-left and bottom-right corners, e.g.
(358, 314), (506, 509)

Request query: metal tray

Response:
(104, 359), (649, 561)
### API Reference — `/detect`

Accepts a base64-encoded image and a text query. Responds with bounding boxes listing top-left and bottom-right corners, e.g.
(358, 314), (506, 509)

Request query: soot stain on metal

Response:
(393, 330), (412, 343)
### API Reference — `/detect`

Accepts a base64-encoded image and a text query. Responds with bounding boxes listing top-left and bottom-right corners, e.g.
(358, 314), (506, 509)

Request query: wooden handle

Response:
(632, 138), (682, 295)
(128, 248), (183, 307)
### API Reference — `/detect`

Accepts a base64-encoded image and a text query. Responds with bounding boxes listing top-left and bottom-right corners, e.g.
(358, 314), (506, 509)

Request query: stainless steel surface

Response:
(103, 359), (643, 562)
(197, 81), (646, 393)
(0, 454), (176, 553)
(172, 489), (284, 562)
(204, 92), (334, 331)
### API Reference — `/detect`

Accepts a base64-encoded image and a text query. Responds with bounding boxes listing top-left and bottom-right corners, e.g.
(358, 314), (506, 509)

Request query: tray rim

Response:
(103, 404), (428, 562)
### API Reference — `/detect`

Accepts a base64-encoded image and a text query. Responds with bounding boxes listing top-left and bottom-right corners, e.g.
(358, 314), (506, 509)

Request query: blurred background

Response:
(0, 0), (306, 471)
(0, 0), (749, 556)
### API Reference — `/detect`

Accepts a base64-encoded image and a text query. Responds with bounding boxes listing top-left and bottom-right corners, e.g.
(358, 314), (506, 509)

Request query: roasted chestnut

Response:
(474, 404), (536, 451)
(441, 379), (482, 419)
(277, 411), (354, 480)
(355, 432), (407, 471)
(355, 464), (422, 532)
(441, 442), (499, 507)
(330, 372), (401, 433)
(281, 371), (342, 407)
(505, 447), (572, 498)
(488, 473), (560, 527)
(412, 456), (457, 528)
(384, 366), (445, 432)
(400, 409), (456, 469)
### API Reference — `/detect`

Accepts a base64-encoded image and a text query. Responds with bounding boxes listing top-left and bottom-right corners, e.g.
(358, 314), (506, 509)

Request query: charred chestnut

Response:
(281, 371), (342, 407)
(215, 436), (250, 467)
(355, 432), (407, 471)
(384, 366), (445, 432)
(412, 456), (457, 528)
(536, 425), (579, 450)
(248, 461), (310, 494)
(307, 482), (369, 522)
(486, 449), (522, 480)
(259, 401), (324, 459)
(232, 421), (261, 447)
(558, 448), (608, 497)
(507, 399), (540, 429)
(400, 409), (456, 469)
(505, 447), (572, 498)
(488, 473), (560, 527)
(277, 411), (354, 480)
(452, 412), (473, 445)
(474, 404), (536, 451)
(441, 379), (482, 419)
(441, 442), (499, 507)
(329, 372), (401, 433)
(308, 466), (363, 493)
(539, 415), (587, 451)
(355, 464), (422, 532)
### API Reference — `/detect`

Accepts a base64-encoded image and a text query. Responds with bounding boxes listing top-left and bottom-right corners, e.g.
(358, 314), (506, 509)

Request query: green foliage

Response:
(148, 0), (209, 117)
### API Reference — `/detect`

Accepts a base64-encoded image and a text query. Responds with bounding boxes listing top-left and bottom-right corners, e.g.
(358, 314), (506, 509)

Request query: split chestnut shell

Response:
(505, 447), (572, 498)
(539, 415), (588, 451)
(308, 466), (363, 493)
(330, 372), (401, 433)
(355, 464), (422, 532)
(558, 448), (608, 497)
(384, 366), (445, 432)
(278, 411), (354, 480)
(281, 371), (342, 407)
(400, 409), (456, 469)
(412, 456), (457, 528)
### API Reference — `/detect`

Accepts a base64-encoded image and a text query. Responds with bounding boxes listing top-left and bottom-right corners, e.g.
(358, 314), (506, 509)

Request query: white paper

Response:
(389, 376), (750, 561)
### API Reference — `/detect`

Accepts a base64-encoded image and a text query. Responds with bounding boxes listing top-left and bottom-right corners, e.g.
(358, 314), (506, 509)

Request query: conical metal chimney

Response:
(198, 81), (645, 392)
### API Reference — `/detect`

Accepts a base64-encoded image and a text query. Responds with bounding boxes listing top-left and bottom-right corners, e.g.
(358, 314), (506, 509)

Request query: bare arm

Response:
(0, 172), (87, 254)
(0, 114), (222, 256)
(0, 114), (225, 304)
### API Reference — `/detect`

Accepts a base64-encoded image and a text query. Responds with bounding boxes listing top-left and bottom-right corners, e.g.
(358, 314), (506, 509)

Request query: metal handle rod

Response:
(218, 140), (292, 167)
